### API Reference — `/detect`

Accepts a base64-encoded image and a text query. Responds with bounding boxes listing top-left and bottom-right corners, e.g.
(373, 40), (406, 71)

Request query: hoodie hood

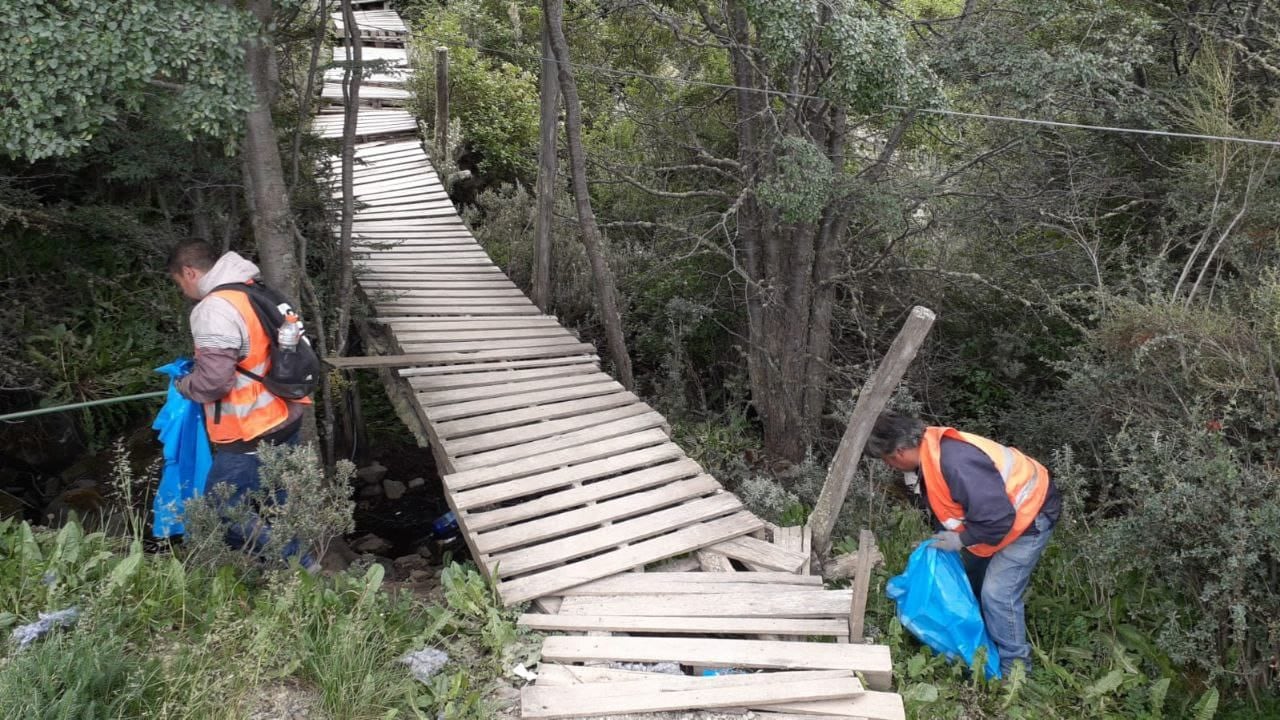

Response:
(196, 252), (261, 299)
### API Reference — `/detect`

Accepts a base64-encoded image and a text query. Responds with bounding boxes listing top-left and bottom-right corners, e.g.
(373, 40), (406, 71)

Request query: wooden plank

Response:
(326, 343), (595, 369)
(350, 214), (461, 226)
(518, 614), (848, 637)
(532, 666), (903, 720)
(474, 475), (721, 554)
(559, 580), (827, 597)
(750, 692), (907, 720)
(442, 402), (649, 455)
(451, 411), (665, 471)
(710, 534), (808, 572)
(398, 324), (568, 344)
(398, 355), (598, 377)
(444, 427), (669, 490)
(520, 672), (862, 718)
(381, 298), (537, 310)
(386, 299), (538, 311)
(359, 257), (497, 268)
(418, 371), (599, 407)
(557, 590), (852, 618)
(532, 666), (850, 688)
(376, 306), (545, 317)
(384, 317), (561, 331)
(697, 549), (736, 573)
(433, 391), (634, 438)
(366, 290), (527, 301)
(457, 456), (699, 520)
(810, 306), (936, 555)
(357, 245), (481, 256)
(775, 524), (812, 576)
(562, 571), (823, 594)
(496, 511), (764, 604)
(398, 335), (577, 354)
(488, 493), (743, 577)
(366, 275), (510, 285)
(408, 363), (597, 393)
(427, 379), (626, 423)
(847, 530), (882, 643)
(367, 282), (520, 293)
(537, 636), (894, 690)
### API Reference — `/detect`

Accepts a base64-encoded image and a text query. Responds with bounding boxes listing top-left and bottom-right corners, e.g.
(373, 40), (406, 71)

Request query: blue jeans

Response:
(206, 429), (305, 561)
(962, 513), (1054, 676)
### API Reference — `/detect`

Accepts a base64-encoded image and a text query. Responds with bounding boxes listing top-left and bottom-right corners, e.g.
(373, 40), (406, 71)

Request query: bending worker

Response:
(867, 411), (1062, 676)
(166, 240), (309, 561)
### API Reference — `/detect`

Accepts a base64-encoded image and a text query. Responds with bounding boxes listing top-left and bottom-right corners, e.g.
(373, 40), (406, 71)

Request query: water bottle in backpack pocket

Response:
(213, 281), (321, 400)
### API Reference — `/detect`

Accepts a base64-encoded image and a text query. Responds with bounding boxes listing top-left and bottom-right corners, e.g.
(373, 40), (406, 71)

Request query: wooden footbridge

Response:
(321, 5), (904, 718)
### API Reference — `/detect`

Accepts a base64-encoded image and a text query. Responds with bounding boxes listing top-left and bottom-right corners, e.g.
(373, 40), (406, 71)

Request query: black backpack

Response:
(213, 281), (320, 400)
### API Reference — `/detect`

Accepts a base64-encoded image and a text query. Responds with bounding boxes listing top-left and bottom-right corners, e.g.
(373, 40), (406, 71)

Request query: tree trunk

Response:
(720, 0), (871, 464)
(241, 0), (300, 300)
(532, 18), (559, 312)
(290, 0), (329, 191)
(327, 0), (363, 464)
(544, 0), (635, 389)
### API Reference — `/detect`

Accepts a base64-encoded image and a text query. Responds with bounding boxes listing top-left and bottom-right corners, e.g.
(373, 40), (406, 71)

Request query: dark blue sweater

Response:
(922, 438), (1062, 546)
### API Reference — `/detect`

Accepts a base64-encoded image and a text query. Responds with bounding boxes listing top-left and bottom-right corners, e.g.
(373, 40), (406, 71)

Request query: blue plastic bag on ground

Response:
(886, 540), (1001, 679)
(151, 359), (212, 538)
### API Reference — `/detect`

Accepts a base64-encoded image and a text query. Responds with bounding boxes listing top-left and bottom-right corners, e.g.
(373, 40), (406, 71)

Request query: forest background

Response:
(1, 0), (1279, 718)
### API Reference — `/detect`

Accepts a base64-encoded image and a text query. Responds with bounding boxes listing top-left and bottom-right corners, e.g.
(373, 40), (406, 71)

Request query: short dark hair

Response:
(865, 411), (925, 457)
(166, 240), (218, 274)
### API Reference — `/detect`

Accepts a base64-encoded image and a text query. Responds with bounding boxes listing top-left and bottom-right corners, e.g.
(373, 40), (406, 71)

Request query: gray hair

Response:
(865, 411), (925, 457)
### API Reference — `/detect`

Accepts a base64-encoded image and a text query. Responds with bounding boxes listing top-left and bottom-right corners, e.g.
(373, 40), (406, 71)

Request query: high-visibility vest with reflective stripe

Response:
(919, 427), (1050, 558)
(203, 288), (291, 444)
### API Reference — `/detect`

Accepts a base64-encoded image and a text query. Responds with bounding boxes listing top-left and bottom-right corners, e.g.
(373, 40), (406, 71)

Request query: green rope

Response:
(0, 390), (168, 423)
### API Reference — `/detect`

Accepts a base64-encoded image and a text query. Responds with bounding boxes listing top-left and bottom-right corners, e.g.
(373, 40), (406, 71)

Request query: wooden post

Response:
(532, 20), (559, 312)
(809, 306), (936, 557)
(847, 529), (882, 642)
(434, 47), (449, 157)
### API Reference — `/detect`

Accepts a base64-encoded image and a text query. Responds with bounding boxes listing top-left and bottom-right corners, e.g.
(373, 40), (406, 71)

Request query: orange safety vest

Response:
(919, 427), (1050, 558)
(203, 288), (291, 444)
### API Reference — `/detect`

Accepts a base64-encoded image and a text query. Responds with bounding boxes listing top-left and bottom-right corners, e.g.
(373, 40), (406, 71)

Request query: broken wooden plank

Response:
(521, 671), (862, 718)
(474, 475), (720, 554)
(488, 493), (743, 577)
(538, 636), (893, 690)
(809, 306), (936, 556)
(432, 391), (637, 439)
(556, 590), (853, 618)
(709, 534), (808, 572)
(533, 665), (903, 720)
(518, 614), (849, 637)
(328, 343), (597, 369)
(441, 403), (652, 456)
(459, 458), (701, 524)
(560, 571), (823, 595)
(444, 427), (670, 491)
(449, 412), (667, 472)
(496, 511), (764, 604)
(519, 666), (860, 717)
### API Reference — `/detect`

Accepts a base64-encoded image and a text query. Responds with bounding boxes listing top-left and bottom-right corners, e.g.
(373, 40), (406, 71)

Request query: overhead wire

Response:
(415, 37), (1280, 149)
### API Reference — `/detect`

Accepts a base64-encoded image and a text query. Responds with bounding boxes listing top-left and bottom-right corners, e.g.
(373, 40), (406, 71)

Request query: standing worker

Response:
(166, 240), (311, 562)
(867, 411), (1062, 676)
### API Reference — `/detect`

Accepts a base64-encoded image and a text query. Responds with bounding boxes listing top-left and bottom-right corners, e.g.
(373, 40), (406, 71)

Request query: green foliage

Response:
(756, 135), (835, 224)
(0, 626), (155, 718)
(181, 442), (356, 571)
(407, 3), (540, 181)
(0, 1), (255, 160)
(0, 510), (525, 719)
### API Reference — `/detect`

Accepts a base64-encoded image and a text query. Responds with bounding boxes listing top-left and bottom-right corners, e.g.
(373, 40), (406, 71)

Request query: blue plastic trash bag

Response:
(886, 540), (1001, 679)
(151, 359), (212, 538)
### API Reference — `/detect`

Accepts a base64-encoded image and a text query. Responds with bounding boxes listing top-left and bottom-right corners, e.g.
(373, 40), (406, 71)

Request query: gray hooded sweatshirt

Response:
(175, 252), (303, 435)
